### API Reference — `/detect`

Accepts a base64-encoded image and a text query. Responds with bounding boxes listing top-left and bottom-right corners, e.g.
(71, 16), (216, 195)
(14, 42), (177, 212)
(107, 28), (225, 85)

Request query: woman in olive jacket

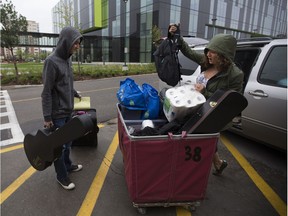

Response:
(169, 24), (244, 175)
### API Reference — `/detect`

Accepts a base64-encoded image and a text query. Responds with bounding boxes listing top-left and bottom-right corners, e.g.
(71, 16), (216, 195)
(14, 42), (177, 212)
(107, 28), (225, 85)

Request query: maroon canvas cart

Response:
(117, 104), (219, 214)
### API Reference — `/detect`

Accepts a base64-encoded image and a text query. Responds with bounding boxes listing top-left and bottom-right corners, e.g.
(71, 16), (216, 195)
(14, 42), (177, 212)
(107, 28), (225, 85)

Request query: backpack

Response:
(153, 28), (181, 87)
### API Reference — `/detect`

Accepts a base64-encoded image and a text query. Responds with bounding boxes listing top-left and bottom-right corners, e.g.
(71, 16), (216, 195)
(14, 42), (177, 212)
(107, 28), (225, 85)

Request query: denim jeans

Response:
(53, 116), (73, 181)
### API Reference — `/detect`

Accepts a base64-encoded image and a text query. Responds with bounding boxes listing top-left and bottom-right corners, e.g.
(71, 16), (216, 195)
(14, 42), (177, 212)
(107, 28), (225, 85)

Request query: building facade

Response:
(25, 20), (41, 56)
(1, 20), (40, 61)
(52, 0), (287, 63)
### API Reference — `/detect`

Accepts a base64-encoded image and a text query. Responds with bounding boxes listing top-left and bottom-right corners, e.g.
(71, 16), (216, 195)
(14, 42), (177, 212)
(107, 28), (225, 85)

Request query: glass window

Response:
(259, 46), (287, 88)
(112, 19), (120, 37)
(189, 0), (199, 35)
(170, 0), (181, 24)
(116, 0), (120, 16)
(216, 0), (227, 26)
(231, 2), (240, 29)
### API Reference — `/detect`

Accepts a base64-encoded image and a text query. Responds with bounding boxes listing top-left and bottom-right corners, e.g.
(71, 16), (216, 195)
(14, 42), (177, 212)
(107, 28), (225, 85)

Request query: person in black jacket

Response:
(41, 27), (83, 190)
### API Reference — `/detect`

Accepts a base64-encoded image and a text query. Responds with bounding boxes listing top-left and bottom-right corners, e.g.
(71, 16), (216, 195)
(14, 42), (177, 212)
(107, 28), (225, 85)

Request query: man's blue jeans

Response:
(53, 116), (73, 181)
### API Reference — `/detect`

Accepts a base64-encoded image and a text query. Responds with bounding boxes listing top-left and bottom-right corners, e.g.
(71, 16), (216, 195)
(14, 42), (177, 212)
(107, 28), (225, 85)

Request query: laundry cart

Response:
(117, 104), (219, 214)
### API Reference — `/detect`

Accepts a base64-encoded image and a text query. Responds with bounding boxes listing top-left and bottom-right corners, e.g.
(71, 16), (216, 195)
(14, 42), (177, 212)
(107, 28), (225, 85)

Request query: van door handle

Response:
(248, 90), (268, 97)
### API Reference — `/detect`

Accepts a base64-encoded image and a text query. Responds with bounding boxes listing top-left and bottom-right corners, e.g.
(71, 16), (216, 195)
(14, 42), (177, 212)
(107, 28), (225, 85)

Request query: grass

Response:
(0, 62), (156, 85)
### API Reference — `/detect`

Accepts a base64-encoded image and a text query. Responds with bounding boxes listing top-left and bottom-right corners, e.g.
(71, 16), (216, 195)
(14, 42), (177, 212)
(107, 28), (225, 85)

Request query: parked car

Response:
(181, 38), (287, 151)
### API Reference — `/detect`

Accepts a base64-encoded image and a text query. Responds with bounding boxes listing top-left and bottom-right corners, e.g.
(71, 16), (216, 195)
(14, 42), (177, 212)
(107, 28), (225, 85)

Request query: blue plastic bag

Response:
(141, 83), (160, 119)
(117, 78), (146, 110)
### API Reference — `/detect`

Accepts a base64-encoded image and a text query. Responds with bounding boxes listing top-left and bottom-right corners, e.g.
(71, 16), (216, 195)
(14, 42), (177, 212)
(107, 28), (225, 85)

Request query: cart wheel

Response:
(188, 205), (196, 212)
(137, 207), (147, 215)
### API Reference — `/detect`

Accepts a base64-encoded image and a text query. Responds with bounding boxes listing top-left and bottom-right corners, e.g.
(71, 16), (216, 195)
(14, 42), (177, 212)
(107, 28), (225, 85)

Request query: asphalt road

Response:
(1, 74), (286, 216)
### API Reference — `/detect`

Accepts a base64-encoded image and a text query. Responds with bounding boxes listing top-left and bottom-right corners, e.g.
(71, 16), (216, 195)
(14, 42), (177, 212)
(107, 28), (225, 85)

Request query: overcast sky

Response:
(11, 0), (59, 33)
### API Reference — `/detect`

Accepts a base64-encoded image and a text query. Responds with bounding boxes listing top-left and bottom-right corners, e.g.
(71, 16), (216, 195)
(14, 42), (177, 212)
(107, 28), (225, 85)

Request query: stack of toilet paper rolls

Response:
(163, 85), (206, 122)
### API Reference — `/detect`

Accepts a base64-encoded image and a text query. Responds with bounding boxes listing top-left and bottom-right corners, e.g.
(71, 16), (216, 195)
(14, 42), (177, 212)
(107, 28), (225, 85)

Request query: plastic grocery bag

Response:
(117, 78), (160, 119)
(142, 83), (160, 119)
(117, 78), (146, 110)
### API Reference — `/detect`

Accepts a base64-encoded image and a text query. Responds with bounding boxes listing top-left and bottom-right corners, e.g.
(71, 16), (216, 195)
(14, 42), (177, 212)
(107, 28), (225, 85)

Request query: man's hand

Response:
(75, 91), (82, 101)
(44, 121), (54, 129)
(76, 95), (82, 101)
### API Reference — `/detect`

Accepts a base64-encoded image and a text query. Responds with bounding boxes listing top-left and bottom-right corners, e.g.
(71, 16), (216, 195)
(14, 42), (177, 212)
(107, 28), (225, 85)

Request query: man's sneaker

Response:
(70, 164), (83, 172)
(57, 177), (75, 190)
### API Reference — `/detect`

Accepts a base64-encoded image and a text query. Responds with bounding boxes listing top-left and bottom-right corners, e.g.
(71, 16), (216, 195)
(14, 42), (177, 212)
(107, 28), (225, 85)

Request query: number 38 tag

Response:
(184, 146), (202, 162)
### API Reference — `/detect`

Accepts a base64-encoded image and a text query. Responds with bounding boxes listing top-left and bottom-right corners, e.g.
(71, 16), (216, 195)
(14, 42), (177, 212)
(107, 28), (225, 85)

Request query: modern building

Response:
(52, 0), (287, 63)
(1, 20), (40, 61)
(25, 20), (41, 56)
(15, 20), (40, 56)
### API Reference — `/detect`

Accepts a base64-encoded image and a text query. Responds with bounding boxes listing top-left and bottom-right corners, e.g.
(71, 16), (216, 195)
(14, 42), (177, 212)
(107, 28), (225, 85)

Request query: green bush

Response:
(1, 62), (157, 86)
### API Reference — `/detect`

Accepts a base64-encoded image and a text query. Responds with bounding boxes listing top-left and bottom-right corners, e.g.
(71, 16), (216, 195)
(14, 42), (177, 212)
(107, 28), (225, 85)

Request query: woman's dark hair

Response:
(200, 51), (232, 72)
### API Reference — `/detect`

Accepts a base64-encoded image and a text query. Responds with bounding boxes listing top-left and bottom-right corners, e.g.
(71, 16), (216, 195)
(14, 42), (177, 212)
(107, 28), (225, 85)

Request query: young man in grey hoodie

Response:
(41, 27), (83, 190)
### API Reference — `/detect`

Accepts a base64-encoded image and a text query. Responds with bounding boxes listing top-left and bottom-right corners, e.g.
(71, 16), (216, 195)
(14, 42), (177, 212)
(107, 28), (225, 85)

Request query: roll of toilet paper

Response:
(141, 120), (155, 129)
(163, 85), (206, 122)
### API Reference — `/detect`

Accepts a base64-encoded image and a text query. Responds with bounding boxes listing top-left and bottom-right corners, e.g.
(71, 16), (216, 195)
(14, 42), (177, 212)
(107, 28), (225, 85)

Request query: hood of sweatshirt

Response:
(204, 34), (237, 61)
(55, 27), (83, 60)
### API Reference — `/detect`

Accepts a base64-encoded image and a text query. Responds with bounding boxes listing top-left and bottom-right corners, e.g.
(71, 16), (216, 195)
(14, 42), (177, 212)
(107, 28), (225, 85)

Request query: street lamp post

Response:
(122, 0), (128, 71)
(212, 18), (217, 37)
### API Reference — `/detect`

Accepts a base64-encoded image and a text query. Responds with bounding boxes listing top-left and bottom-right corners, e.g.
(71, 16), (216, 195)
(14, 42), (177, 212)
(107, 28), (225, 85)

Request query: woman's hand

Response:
(194, 83), (205, 93)
(169, 25), (178, 35)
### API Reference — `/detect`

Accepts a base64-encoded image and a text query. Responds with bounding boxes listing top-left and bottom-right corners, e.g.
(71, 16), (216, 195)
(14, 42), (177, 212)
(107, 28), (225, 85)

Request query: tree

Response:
(53, 0), (81, 31)
(0, 0), (28, 83)
(152, 25), (162, 48)
(53, 0), (82, 73)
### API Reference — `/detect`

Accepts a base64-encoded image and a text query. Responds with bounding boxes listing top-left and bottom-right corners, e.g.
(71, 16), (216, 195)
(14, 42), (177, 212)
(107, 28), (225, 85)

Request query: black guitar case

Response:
(24, 114), (95, 171)
(179, 89), (248, 134)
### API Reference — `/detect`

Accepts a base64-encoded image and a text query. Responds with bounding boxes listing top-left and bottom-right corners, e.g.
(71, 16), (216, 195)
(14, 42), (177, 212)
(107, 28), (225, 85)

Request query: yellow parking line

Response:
(77, 131), (119, 216)
(0, 166), (36, 204)
(176, 207), (192, 216)
(0, 144), (23, 154)
(220, 135), (287, 216)
(98, 123), (105, 128)
(0, 123), (106, 206)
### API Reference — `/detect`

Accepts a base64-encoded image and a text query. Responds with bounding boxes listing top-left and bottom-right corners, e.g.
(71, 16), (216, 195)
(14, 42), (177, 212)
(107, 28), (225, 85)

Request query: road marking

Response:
(98, 123), (105, 128)
(1, 125), (285, 215)
(77, 131), (119, 216)
(0, 123), (106, 205)
(78, 87), (119, 94)
(10, 88), (118, 104)
(220, 135), (287, 216)
(176, 207), (192, 215)
(0, 166), (36, 204)
(0, 90), (24, 146)
(0, 144), (23, 154)
(10, 88), (117, 103)
(11, 97), (41, 103)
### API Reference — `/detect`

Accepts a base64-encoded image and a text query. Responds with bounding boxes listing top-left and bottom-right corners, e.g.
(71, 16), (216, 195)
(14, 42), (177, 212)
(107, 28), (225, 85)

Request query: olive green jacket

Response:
(178, 34), (244, 99)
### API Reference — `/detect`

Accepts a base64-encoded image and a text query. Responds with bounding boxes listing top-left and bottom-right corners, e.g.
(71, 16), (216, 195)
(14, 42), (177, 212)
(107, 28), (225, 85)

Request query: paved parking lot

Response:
(1, 122), (286, 216)
(1, 77), (286, 216)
